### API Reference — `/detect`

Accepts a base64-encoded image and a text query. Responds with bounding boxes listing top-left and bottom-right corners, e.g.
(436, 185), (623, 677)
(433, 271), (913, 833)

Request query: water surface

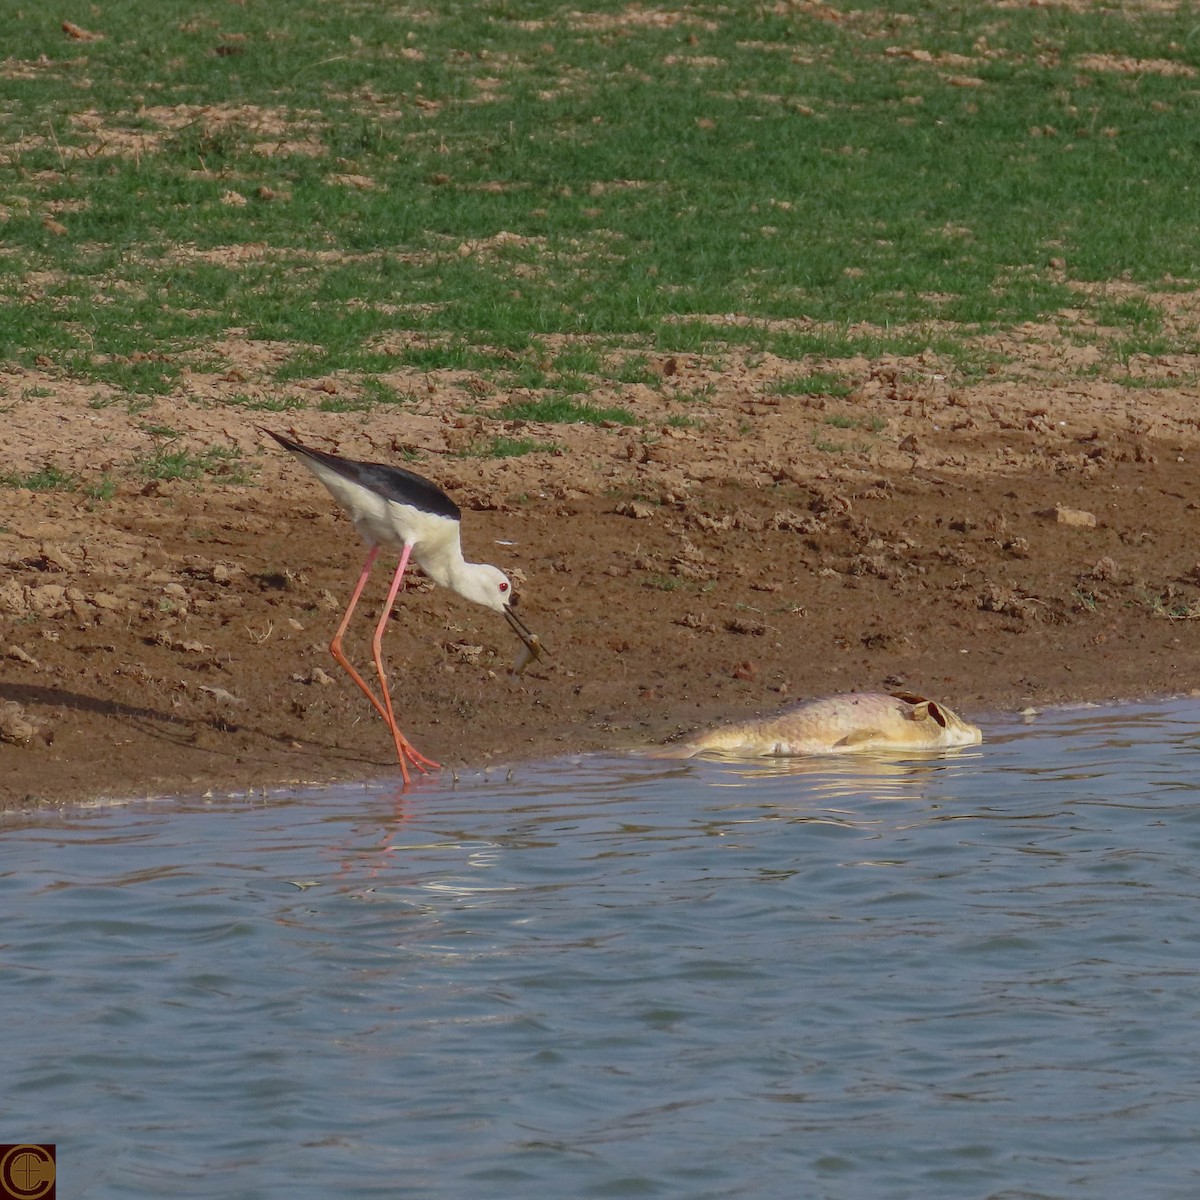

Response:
(4, 699), (1200, 1199)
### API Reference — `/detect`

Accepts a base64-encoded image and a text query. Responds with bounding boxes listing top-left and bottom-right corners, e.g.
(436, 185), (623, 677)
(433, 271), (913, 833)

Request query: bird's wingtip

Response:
(260, 427), (303, 454)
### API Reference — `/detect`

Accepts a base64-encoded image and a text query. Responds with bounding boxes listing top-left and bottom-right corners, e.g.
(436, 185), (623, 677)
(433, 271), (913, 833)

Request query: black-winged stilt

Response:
(264, 429), (543, 783)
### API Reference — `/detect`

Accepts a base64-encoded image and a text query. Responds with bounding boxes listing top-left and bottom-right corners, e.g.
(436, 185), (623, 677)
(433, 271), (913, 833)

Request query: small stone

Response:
(0, 580), (29, 614)
(725, 617), (766, 636)
(0, 701), (40, 745)
(446, 641), (484, 665)
(29, 584), (65, 612)
(6, 645), (39, 667)
(154, 630), (212, 653)
(38, 543), (74, 571)
(615, 500), (654, 519)
(1052, 505), (1096, 528)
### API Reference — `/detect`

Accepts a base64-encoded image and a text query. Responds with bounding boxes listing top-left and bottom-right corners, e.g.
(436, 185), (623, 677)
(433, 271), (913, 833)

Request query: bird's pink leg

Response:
(371, 544), (441, 780)
(328, 545), (396, 730)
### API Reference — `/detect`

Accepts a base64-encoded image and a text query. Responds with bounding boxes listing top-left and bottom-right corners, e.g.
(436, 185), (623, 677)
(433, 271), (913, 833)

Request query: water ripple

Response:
(3, 699), (1200, 1197)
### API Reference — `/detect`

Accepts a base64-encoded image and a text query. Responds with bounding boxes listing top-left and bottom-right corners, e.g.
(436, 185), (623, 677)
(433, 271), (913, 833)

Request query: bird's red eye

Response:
(499, 581), (509, 593)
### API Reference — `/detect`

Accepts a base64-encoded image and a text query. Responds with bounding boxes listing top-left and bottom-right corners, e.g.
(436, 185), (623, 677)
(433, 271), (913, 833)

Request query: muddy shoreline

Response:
(3, 345), (1200, 806)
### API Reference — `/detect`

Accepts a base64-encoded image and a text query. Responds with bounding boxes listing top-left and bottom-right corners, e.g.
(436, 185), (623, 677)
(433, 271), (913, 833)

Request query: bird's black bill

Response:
(504, 603), (543, 654)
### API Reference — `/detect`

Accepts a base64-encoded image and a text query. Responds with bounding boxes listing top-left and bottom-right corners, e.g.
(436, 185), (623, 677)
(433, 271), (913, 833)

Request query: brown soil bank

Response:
(3, 349), (1200, 805)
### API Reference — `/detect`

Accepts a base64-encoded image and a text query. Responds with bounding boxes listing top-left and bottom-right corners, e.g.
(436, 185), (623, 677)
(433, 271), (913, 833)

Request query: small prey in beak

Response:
(504, 596), (546, 676)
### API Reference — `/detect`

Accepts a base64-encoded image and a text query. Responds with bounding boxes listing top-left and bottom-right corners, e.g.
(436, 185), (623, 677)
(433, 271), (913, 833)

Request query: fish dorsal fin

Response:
(835, 728), (886, 748)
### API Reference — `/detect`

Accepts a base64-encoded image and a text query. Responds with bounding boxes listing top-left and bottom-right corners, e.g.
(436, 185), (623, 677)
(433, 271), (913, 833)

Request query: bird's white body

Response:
(295, 448), (509, 612)
(301, 453), (417, 547)
(655, 692), (982, 759)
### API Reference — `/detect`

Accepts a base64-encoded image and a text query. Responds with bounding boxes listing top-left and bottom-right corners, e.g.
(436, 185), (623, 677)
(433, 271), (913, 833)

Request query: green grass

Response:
(316, 395), (376, 413)
(1093, 297), (1164, 331)
(2, 0), (1199, 476)
(1138, 590), (1200, 621)
(610, 355), (660, 386)
(220, 392), (307, 412)
(85, 476), (119, 502)
(771, 373), (856, 399)
(0, 466), (79, 492)
(824, 412), (886, 433)
(135, 445), (250, 483)
(643, 574), (687, 593)
(359, 378), (411, 406)
(455, 436), (557, 459)
(498, 396), (639, 426)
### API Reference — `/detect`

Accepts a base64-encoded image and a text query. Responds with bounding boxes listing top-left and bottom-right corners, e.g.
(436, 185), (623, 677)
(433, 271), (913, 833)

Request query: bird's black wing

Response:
(265, 429), (461, 521)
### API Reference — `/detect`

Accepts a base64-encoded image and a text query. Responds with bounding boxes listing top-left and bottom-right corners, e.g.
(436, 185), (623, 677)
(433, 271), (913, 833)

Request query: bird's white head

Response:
(458, 563), (516, 613)
(455, 562), (543, 660)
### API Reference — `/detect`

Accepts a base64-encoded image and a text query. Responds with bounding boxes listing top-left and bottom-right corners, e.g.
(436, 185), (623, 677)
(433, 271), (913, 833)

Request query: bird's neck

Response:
(417, 546), (472, 594)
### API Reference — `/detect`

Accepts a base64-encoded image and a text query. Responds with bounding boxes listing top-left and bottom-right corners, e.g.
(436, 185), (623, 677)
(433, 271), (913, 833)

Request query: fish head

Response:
(896, 693), (982, 747)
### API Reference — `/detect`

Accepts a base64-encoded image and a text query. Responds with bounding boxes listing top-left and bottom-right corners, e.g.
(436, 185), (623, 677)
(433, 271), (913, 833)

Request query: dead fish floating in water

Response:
(653, 692), (982, 759)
